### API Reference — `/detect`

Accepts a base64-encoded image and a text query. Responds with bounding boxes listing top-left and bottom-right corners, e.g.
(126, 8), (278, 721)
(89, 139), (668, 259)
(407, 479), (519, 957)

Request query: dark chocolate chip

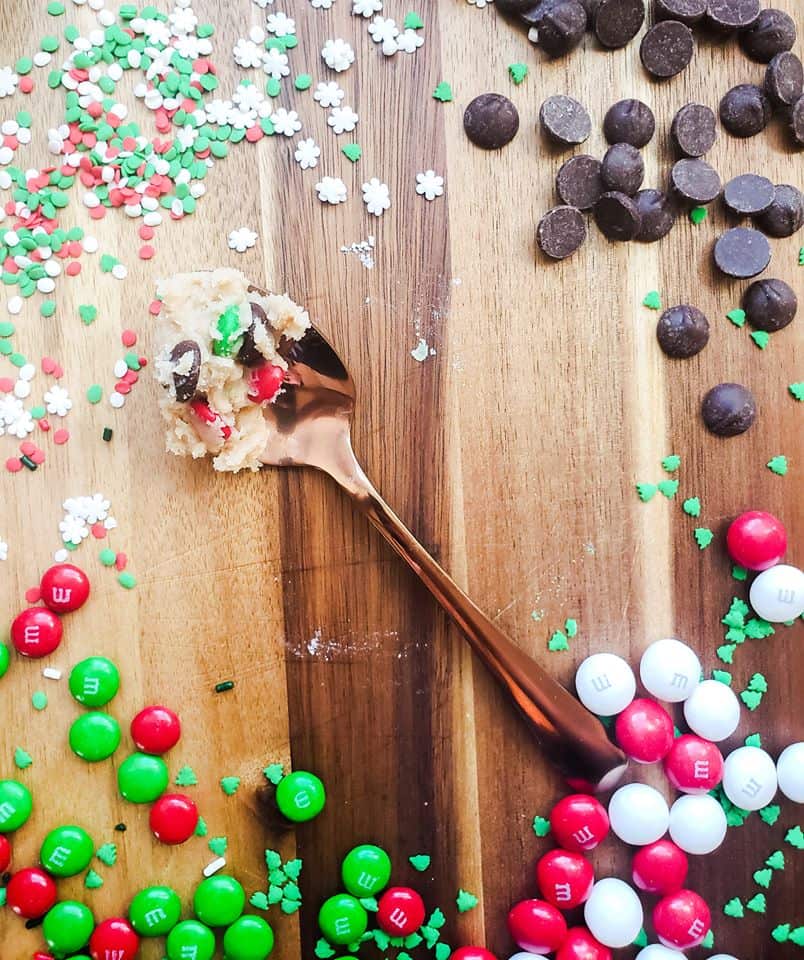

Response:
(705, 0), (760, 31)
(719, 84), (772, 138)
(169, 339), (201, 402)
(635, 188), (677, 241)
(539, 95), (592, 146)
(742, 278), (798, 331)
(594, 0), (646, 48)
(237, 302), (270, 367)
(537, 205), (588, 259)
(765, 52), (803, 108)
(601, 142), (645, 194)
(792, 95), (804, 146)
(577, 0), (602, 17)
(701, 382), (757, 436)
(463, 94), (520, 149)
(556, 155), (605, 209)
(723, 174), (775, 216)
(671, 103), (717, 157)
(739, 8), (796, 62)
(754, 183), (804, 237)
(603, 99), (655, 147)
(713, 227), (771, 278)
(655, 0), (706, 25)
(670, 158), (722, 204)
(496, 0), (539, 11)
(640, 20), (695, 78)
(656, 304), (710, 357)
(594, 191), (642, 240)
(527, 0), (588, 56)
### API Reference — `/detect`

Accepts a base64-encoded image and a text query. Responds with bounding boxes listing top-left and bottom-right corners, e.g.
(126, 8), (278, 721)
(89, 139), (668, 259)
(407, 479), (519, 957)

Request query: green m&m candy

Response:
(223, 915), (275, 960)
(40, 824), (94, 877)
(0, 641), (9, 678)
(166, 919), (216, 960)
(42, 900), (95, 954)
(117, 752), (169, 803)
(193, 875), (245, 927)
(129, 884), (182, 936)
(318, 894), (368, 945)
(341, 844), (392, 897)
(69, 656), (120, 706)
(0, 779), (32, 832)
(275, 770), (326, 823)
(69, 712), (121, 762)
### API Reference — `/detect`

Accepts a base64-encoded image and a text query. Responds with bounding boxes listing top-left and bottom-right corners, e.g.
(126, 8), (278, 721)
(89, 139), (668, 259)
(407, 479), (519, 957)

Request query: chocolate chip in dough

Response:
(603, 99), (655, 147)
(719, 84), (772, 138)
(655, 0), (706, 26)
(537, 206), (588, 259)
(671, 103), (717, 157)
(237, 302), (270, 367)
(701, 382), (757, 436)
(754, 184), (804, 237)
(540, 95), (592, 146)
(765, 52), (803, 108)
(670, 158), (722, 204)
(640, 20), (695, 78)
(723, 174), (775, 216)
(556, 155), (605, 209)
(713, 227), (771, 278)
(601, 143), (645, 194)
(742, 278), (798, 332)
(594, 191), (642, 240)
(656, 305), (710, 358)
(527, 0), (588, 56)
(496, 0), (539, 12)
(594, 0), (645, 48)
(169, 339), (202, 402)
(635, 189), (677, 241)
(739, 8), (796, 62)
(705, 0), (760, 32)
(792, 96), (804, 146)
(463, 94), (520, 149)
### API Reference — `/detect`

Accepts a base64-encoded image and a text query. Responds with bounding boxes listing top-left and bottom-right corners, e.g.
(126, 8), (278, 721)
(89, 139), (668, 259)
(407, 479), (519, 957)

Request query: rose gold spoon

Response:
(264, 322), (628, 792)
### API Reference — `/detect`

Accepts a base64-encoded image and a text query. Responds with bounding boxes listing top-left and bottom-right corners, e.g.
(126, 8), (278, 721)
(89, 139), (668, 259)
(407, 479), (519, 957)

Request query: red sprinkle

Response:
(30, 448), (46, 464)
(148, 300), (162, 316)
(138, 225), (154, 241)
(139, 244), (155, 260)
(115, 381), (131, 395)
(25, 586), (41, 604)
(91, 523), (107, 539)
(20, 441), (36, 457)
(0, 377), (13, 393)
(245, 127), (264, 143)
(52, 365), (63, 379)
(121, 370), (138, 384)
(38, 419), (51, 432)
(19, 77), (34, 94)
(5, 458), (22, 473)
(89, 206), (106, 220)
(121, 329), (137, 347)
(65, 261), (82, 276)
(41, 357), (57, 374)
(138, 357), (148, 367)
(115, 552), (127, 571)
(53, 429), (69, 445)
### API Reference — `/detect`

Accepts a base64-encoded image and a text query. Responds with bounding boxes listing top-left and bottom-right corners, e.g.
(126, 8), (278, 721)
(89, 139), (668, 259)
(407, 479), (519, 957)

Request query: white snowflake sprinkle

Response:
(270, 108), (302, 136)
(396, 28), (424, 53)
(59, 514), (89, 546)
(328, 105), (358, 134)
(352, 0), (382, 15)
(321, 38), (355, 72)
(168, 6), (198, 35)
(311, 0), (334, 7)
(0, 67), (18, 99)
(313, 81), (345, 108)
(253, 0), (274, 7)
(266, 12), (296, 35)
(205, 99), (233, 125)
(44, 385), (73, 417)
(368, 16), (399, 44)
(233, 38), (264, 69)
(362, 177), (391, 216)
(233, 82), (265, 112)
(228, 227), (258, 253)
(316, 176), (348, 204)
(416, 170), (444, 200)
(294, 137), (321, 169)
(262, 47), (290, 79)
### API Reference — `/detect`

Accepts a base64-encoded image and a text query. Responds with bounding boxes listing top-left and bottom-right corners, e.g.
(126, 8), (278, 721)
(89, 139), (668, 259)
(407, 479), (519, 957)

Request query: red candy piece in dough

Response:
(535, 850), (594, 909)
(632, 840), (688, 895)
(555, 927), (613, 960)
(653, 889), (711, 950)
(451, 949), (497, 960)
(508, 899), (568, 955)
(131, 705), (181, 754)
(377, 887), (426, 936)
(90, 917), (141, 960)
(550, 795), (609, 852)
(614, 698), (674, 764)
(10, 607), (63, 658)
(726, 511), (786, 571)
(149, 794), (199, 845)
(248, 363), (285, 403)
(663, 735), (724, 794)
(39, 563), (91, 613)
(0, 835), (11, 873)
(6, 867), (57, 918)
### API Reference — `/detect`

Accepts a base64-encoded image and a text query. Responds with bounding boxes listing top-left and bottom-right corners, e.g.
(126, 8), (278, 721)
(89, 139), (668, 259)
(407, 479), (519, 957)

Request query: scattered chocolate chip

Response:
(719, 84), (772, 138)
(655, 0), (706, 25)
(237, 302), (269, 367)
(755, 183), (804, 237)
(670, 158), (722, 204)
(603, 99), (655, 147)
(705, 0), (760, 32)
(742, 278), (798, 331)
(640, 20), (695, 78)
(527, 0), (588, 56)
(765, 52), (803, 108)
(463, 94), (520, 149)
(792, 95), (804, 146)
(656, 304), (710, 358)
(713, 227), (771, 278)
(577, 0), (602, 16)
(701, 383), (757, 436)
(537, 205), (588, 259)
(635, 188), (677, 241)
(739, 8), (796, 62)
(169, 339), (201, 402)
(594, 191), (642, 240)
(594, 0), (646, 48)
(496, 0), (538, 12)
(671, 103), (717, 157)
(556, 155), (605, 209)
(539, 95), (592, 146)
(601, 142), (645, 194)
(723, 174), (775, 216)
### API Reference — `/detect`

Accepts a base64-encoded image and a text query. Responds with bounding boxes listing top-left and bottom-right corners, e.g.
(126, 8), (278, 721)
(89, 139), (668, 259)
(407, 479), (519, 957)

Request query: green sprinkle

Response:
(657, 479), (679, 498)
(265, 849), (282, 869)
(746, 893), (766, 914)
(214, 680), (235, 693)
(732, 565), (748, 581)
(800, 246), (804, 265)
(726, 308), (746, 327)
(772, 924), (791, 943)
(281, 900), (302, 915)
(753, 868), (772, 888)
(315, 939), (336, 959)
(785, 825), (804, 848)
(564, 618), (578, 638)
(428, 908), (446, 929)
(95, 843), (117, 866)
(266, 77), (281, 98)
(86, 384), (103, 404)
(284, 858), (302, 880)
(84, 868), (104, 889)
(744, 618), (774, 638)
(15, 56), (33, 75)
(267, 884), (283, 905)
(433, 81), (453, 102)
(548, 630), (569, 652)
(682, 497), (701, 517)
(79, 304), (97, 324)
(194, 816), (208, 837)
(31, 690), (48, 710)
(434, 944), (451, 960)
(29, 405), (45, 420)
(750, 330), (770, 349)
(209, 836), (227, 856)
(0, 321), (14, 338)
(642, 290), (661, 310)
(10, 353), (27, 368)
(661, 454), (681, 471)
(711, 670), (732, 685)
(632, 929), (648, 948)
(41, 35), (60, 52)
(689, 205), (707, 224)
(99, 253), (117, 273)
(766, 455), (788, 476)
(766, 850), (785, 870)
(294, 74), (312, 91)
(175, 765), (198, 786)
(409, 854), (431, 872)
(404, 11), (425, 28)
(342, 143), (362, 163)
(636, 482), (658, 502)
(117, 572), (136, 589)
(508, 63), (528, 84)
(716, 644), (736, 664)
(47, 0), (66, 13)
(701, 930), (714, 950)
(740, 689), (763, 711)
(124, 351), (141, 371)
(532, 815), (551, 837)
(220, 776), (240, 796)
(747, 672), (768, 692)
(759, 804), (780, 826)
(40, 300), (56, 318)
(723, 897), (744, 918)
(263, 762), (284, 784)
(421, 926), (440, 948)
(250, 891), (269, 910)
(791, 928), (804, 947)
(744, 733), (762, 747)
(789, 383), (804, 401)
(694, 527), (714, 549)
(14, 747), (32, 769)
(99, 547), (116, 566)
(456, 889), (478, 913)
(283, 881), (301, 902)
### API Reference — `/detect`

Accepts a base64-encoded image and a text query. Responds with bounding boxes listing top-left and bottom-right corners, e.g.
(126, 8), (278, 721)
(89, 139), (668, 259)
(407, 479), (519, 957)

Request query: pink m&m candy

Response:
(10, 608), (63, 658)
(536, 850), (594, 909)
(39, 563), (90, 613)
(632, 841), (688, 895)
(652, 889), (710, 950)
(664, 736), (723, 794)
(508, 899), (568, 955)
(550, 795), (609, 852)
(614, 699), (674, 764)
(726, 511), (786, 571)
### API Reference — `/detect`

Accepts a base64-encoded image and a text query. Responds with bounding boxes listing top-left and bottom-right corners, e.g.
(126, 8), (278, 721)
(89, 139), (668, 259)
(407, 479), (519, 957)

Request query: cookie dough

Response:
(153, 268), (310, 472)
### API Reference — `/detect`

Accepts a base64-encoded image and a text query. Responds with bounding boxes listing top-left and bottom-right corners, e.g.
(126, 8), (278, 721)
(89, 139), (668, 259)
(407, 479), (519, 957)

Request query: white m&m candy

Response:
(749, 564), (804, 622)
(584, 878), (643, 948)
(707, 955), (740, 960)
(668, 794), (727, 855)
(640, 638), (701, 703)
(723, 746), (778, 811)
(683, 680), (741, 742)
(575, 653), (636, 716)
(635, 947), (687, 960)
(609, 783), (670, 846)
(777, 742), (804, 803)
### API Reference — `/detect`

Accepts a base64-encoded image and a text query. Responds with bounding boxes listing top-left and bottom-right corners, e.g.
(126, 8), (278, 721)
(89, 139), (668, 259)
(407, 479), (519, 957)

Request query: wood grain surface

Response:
(0, 0), (802, 958)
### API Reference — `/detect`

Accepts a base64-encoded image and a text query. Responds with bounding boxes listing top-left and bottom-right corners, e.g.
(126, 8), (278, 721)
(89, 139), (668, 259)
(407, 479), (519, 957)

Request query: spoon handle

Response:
(327, 448), (627, 792)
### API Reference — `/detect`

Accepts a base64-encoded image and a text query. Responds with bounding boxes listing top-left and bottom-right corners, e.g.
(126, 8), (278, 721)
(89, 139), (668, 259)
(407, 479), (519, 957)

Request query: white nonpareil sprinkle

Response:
(467, 0), (494, 5)
(228, 227), (258, 252)
(352, 0), (382, 15)
(313, 81), (344, 108)
(416, 170), (444, 200)
(53, 547), (69, 561)
(109, 391), (126, 408)
(111, 263), (128, 280)
(18, 363), (35, 382)
(0, 67), (19, 99)
(362, 178), (391, 216)
(270, 108), (302, 136)
(411, 338), (435, 361)
(43, 667), (62, 680)
(13, 380), (30, 400)
(113, 359), (128, 379)
(0, 539), (7, 561)
(327, 105), (358, 134)
(310, 0), (334, 7)
(294, 138), (320, 169)
(7, 296), (22, 315)
(33, 51), (52, 67)
(316, 176), (348, 205)
(203, 857), (227, 877)
(321, 38), (355, 72)
(83, 236), (99, 253)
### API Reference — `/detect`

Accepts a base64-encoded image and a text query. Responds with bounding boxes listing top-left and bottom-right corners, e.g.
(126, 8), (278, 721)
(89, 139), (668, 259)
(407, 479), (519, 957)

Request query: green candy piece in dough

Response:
(508, 63), (528, 85)
(740, 689), (763, 711)
(772, 924), (791, 943)
(175, 765), (198, 786)
(790, 927), (804, 947)
(404, 11), (425, 28)
(564, 618), (578, 637)
(212, 306), (243, 357)
(96, 842), (117, 866)
(220, 775), (241, 795)
(693, 527), (713, 549)
(732, 565), (748, 581)
(747, 672), (768, 692)
(32, 690), (48, 710)
(785, 825), (804, 848)
(208, 836), (227, 855)
(263, 762), (284, 784)
(711, 670), (732, 685)
(548, 631), (569, 652)
(342, 143), (362, 163)
(701, 930), (714, 949)
(689, 205), (707, 224)
(84, 869), (104, 889)
(632, 929), (648, 947)
(759, 804), (780, 826)
(744, 733), (761, 747)
(250, 891), (269, 910)
(294, 74), (312, 91)
(315, 939), (335, 959)
(744, 618), (774, 639)
(14, 747), (32, 769)
(750, 330), (770, 349)
(435, 944), (452, 960)
(284, 858), (302, 880)
(789, 383), (804, 401)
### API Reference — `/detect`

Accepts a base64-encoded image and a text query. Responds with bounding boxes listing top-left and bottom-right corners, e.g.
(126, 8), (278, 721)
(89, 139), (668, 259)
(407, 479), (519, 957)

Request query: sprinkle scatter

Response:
(341, 235), (376, 269)
(295, 137), (320, 169)
(362, 177), (390, 216)
(316, 175), (348, 205)
(227, 226), (258, 252)
(415, 171), (444, 201)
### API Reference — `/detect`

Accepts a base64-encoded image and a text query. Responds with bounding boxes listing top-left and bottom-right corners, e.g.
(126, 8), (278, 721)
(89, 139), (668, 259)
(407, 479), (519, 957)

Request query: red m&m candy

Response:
(663, 735), (724, 794)
(536, 850), (594, 909)
(550, 795), (609, 852)
(555, 927), (612, 960)
(0, 835), (11, 873)
(248, 364), (285, 403)
(377, 887), (426, 936)
(6, 867), (57, 918)
(89, 917), (140, 960)
(614, 699), (674, 764)
(652, 889), (710, 950)
(508, 899), (568, 955)
(149, 794), (198, 845)
(10, 608), (63, 658)
(451, 949), (497, 960)
(39, 563), (90, 613)
(131, 705), (181, 754)
(632, 840), (688, 895)
(726, 511), (786, 571)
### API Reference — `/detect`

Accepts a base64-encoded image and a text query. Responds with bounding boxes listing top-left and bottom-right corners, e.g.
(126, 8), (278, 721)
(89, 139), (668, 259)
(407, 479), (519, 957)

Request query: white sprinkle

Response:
(143, 211), (162, 227)
(82, 235), (99, 253)
(0, 147), (13, 166)
(109, 391), (125, 408)
(97, 7), (114, 25)
(13, 380), (31, 399)
(37, 277), (56, 294)
(0, 120), (17, 136)
(113, 359), (128, 379)
(7, 296), (22, 315)
(44, 259), (61, 277)
(111, 263), (128, 280)
(43, 667), (62, 680)
(203, 857), (227, 877)
(19, 364), (35, 382)
(340, 235), (376, 269)
(411, 338), (432, 362)
(33, 51), (52, 67)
